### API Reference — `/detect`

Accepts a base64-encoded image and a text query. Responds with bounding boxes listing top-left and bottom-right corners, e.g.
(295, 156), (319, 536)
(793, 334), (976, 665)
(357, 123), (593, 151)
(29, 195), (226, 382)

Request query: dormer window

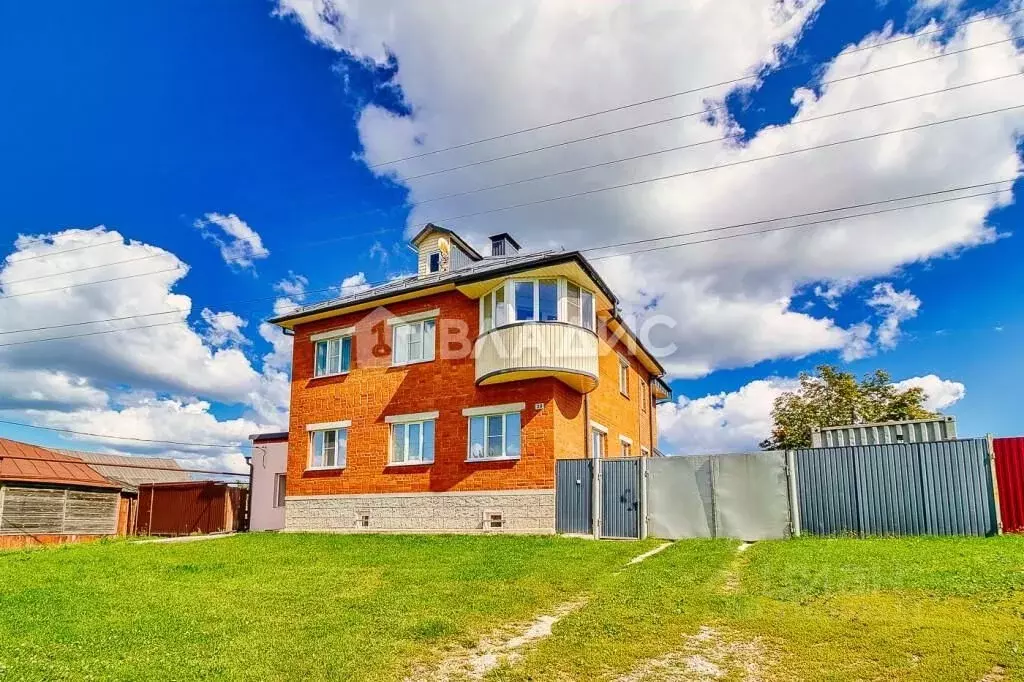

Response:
(428, 252), (441, 273)
(480, 277), (595, 333)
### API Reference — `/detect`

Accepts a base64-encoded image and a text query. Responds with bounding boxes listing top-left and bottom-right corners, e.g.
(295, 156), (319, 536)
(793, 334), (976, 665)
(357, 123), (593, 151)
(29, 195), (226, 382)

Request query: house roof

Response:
(58, 450), (191, 492)
(0, 438), (121, 490)
(249, 432), (288, 443)
(409, 223), (484, 261)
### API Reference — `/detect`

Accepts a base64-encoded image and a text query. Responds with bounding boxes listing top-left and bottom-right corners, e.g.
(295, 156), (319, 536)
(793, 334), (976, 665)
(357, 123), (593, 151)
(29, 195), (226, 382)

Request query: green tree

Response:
(760, 365), (936, 450)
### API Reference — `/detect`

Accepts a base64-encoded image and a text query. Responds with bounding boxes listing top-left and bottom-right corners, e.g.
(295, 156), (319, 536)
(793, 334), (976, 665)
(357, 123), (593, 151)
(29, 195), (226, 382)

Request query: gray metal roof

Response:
(270, 250), (567, 324)
(59, 450), (191, 491)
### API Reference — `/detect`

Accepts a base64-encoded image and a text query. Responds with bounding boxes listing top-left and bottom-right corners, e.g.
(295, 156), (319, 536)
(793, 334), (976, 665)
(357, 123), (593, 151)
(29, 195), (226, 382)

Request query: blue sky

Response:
(1, 0), (1021, 462)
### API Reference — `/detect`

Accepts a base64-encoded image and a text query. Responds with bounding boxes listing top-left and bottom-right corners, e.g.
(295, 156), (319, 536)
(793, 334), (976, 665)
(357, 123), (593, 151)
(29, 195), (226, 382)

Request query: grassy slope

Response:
(498, 536), (1024, 681)
(0, 534), (655, 681)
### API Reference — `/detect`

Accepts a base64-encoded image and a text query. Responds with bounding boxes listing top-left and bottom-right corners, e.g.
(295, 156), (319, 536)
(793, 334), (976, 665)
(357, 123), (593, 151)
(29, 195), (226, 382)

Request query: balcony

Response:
(474, 322), (599, 393)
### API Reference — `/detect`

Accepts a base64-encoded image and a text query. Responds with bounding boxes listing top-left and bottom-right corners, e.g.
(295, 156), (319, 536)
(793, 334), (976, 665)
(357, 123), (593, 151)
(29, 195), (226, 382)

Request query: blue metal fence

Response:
(555, 459), (592, 534)
(795, 439), (997, 537)
(600, 458), (641, 539)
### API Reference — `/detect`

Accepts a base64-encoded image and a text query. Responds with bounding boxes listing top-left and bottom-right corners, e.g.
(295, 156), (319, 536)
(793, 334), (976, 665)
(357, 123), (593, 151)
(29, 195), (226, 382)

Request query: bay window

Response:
(480, 277), (596, 332)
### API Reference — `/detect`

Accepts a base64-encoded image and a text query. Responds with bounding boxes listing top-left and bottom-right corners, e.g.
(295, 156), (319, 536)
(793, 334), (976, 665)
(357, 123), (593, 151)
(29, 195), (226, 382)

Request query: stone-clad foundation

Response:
(285, 489), (556, 534)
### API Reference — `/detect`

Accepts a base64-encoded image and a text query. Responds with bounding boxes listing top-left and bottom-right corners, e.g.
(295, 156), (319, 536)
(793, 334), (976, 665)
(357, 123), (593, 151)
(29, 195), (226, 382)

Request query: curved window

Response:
(480, 277), (596, 332)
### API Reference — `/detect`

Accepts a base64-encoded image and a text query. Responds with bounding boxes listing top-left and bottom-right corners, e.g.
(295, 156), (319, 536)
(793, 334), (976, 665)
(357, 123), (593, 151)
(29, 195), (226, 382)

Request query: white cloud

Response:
(200, 308), (249, 347)
(0, 227), (291, 462)
(658, 378), (800, 455)
(660, 372), (967, 454)
(341, 272), (370, 294)
(277, 1), (1022, 377)
(867, 282), (921, 349)
(893, 374), (966, 411)
(369, 241), (389, 265)
(194, 212), (270, 271)
(272, 271), (309, 316)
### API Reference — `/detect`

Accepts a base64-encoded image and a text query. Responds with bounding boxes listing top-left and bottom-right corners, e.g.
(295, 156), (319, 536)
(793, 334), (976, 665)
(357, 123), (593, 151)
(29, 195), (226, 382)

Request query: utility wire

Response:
(433, 103), (1024, 224)
(0, 252), (172, 285)
(0, 266), (185, 301)
(370, 9), (1024, 166)
(0, 180), (1010, 347)
(0, 418), (253, 450)
(415, 74), (1022, 205)
(403, 39), (1023, 182)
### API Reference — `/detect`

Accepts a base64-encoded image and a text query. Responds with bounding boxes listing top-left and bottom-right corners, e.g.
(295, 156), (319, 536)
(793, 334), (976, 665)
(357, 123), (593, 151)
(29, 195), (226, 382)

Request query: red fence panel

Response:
(994, 437), (1024, 533)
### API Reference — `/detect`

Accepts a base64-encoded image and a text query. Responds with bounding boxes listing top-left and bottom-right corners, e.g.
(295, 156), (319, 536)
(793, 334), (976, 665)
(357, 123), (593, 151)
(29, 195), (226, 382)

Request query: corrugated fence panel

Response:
(555, 459), (592, 535)
(994, 437), (1024, 533)
(600, 458), (640, 539)
(795, 439), (996, 537)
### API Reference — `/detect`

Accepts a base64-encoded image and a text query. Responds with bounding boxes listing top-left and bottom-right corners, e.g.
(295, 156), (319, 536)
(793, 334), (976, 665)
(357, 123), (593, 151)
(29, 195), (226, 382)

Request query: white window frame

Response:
(306, 421), (350, 470)
(618, 356), (630, 398)
(620, 435), (633, 458)
(386, 411), (439, 466)
(641, 446), (651, 458)
(312, 333), (353, 378)
(273, 473), (287, 508)
(590, 421), (608, 459)
(464, 403), (525, 461)
(389, 311), (438, 366)
(427, 251), (441, 273)
(479, 277), (596, 332)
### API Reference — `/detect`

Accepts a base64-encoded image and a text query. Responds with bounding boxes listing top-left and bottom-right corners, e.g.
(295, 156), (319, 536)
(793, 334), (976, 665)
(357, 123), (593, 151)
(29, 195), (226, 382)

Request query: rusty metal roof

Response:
(57, 450), (191, 492)
(0, 438), (121, 489)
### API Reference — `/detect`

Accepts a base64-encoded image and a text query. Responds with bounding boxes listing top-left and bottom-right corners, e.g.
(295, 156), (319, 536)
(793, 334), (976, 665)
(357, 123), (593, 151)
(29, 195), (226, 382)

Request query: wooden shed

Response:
(0, 438), (122, 550)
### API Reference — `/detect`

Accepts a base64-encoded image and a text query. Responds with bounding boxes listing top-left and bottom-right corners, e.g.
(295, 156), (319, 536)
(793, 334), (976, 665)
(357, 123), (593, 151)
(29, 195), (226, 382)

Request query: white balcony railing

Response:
(474, 322), (599, 393)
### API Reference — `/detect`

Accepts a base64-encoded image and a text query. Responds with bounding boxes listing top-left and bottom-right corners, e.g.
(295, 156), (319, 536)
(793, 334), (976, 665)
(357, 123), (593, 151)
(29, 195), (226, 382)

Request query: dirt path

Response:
(615, 626), (772, 681)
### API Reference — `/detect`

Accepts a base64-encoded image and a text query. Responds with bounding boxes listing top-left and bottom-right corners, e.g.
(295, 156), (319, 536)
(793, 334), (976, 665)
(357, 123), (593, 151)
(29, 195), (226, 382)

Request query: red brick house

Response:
(269, 226), (670, 533)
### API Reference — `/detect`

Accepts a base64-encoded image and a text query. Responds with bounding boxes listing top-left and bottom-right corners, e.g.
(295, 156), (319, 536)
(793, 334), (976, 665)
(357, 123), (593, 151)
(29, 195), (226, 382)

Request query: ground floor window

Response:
(273, 473), (287, 508)
(391, 419), (436, 464)
(468, 412), (521, 460)
(309, 428), (347, 469)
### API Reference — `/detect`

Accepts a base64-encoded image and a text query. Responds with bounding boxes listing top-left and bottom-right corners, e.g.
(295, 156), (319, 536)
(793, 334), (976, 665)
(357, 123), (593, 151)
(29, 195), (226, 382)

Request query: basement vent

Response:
(356, 510), (371, 528)
(483, 510), (505, 530)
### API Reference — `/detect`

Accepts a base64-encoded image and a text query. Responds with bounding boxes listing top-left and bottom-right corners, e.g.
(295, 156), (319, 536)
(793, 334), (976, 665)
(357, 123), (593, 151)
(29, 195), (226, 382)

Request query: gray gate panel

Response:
(714, 452), (790, 540)
(555, 459), (592, 534)
(600, 459), (640, 539)
(647, 456), (714, 539)
(795, 439), (996, 537)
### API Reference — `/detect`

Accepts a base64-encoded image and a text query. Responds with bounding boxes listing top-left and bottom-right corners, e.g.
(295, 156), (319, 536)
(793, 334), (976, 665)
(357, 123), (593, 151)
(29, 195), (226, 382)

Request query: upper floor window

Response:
(480, 277), (595, 332)
(392, 319), (436, 365)
(314, 335), (352, 377)
(640, 381), (648, 413)
(618, 356), (630, 397)
(428, 252), (441, 273)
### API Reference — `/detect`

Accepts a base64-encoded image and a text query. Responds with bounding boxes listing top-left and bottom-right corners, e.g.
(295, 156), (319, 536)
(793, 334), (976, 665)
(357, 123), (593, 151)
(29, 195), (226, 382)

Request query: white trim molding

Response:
(310, 326), (356, 343)
(306, 420), (352, 432)
(619, 435), (634, 445)
(385, 411), (440, 424)
(589, 421), (608, 434)
(386, 308), (440, 326)
(462, 402), (526, 417)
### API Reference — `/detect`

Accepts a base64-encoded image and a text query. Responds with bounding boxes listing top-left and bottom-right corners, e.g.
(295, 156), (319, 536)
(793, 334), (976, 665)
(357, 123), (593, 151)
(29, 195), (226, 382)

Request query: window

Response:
(390, 419), (435, 464)
(480, 278), (595, 332)
(620, 437), (633, 458)
(468, 411), (521, 460)
(641, 446), (651, 458)
(619, 357), (630, 397)
(314, 336), (352, 377)
(591, 425), (608, 459)
(428, 252), (441, 273)
(309, 427), (347, 469)
(640, 381), (648, 413)
(514, 281), (535, 321)
(273, 473), (287, 508)
(538, 279), (558, 321)
(392, 319), (436, 365)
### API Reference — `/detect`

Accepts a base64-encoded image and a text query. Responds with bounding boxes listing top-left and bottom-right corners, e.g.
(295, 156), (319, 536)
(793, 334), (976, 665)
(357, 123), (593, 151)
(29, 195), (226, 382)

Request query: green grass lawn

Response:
(1, 534), (1022, 681)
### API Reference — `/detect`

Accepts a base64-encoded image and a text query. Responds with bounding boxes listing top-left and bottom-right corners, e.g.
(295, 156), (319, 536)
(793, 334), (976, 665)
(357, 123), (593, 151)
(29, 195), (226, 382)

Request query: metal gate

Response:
(555, 459), (592, 534)
(601, 458), (641, 539)
(994, 437), (1024, 533)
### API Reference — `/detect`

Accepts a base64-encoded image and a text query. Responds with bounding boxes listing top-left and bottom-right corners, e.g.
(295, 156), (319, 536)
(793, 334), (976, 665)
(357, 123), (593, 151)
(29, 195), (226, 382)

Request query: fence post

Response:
(591, 458), (601, 540)
(988, 433), (1004, 535)
(786, 450), (801, 538)
(640, 456), (649, 540)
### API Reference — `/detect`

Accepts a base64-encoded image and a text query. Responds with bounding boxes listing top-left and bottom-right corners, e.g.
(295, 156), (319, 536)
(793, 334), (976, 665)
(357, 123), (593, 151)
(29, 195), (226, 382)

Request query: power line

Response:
(0, 252), (172, 285)
(414, 74), (1021, 205)
(433, 103), (1024, 224)
(0, 266), (185, 301)
(370, 9), (1024, 167)
(0, 418), (253, 450)
(402, 38), (1022, 182)
(0, 180), (1010, 347)
(3, 236), (125, 264)
(589, 187), (1010, 260)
